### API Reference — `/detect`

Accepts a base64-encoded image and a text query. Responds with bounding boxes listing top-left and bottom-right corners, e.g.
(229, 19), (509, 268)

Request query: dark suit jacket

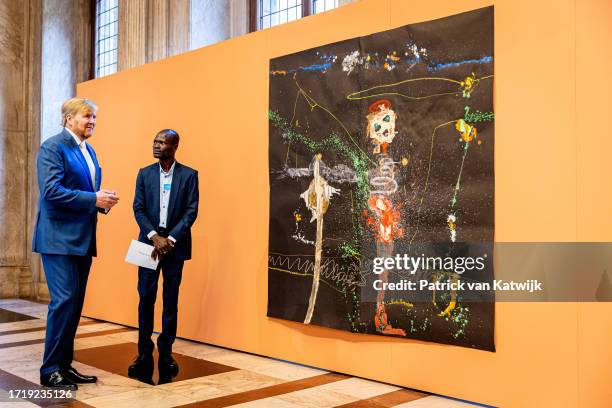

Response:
(32, 129), (103, 256)
(133, 162), (199, 261)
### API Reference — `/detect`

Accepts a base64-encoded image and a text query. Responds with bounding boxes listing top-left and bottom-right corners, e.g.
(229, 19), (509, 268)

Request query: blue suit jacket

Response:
(133, 162), (199, 261)
(33, 129), (103, 256)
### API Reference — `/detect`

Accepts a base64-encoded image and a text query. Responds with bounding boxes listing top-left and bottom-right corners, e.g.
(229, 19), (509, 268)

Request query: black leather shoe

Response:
(40, 371), (78, 390)
(128, 354), (153, 379)
(64, 366), (97, 383)
(158, 371), (173, 385)
(158, 353), (179, 377)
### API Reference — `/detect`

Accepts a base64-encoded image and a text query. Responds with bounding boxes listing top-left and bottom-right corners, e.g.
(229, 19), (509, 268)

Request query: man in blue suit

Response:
(129, 129), (199, 382)
(33, 98), (119, 389)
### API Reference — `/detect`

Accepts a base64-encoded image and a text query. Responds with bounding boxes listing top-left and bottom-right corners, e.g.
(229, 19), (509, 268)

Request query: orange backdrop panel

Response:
(78, 1), (612, 406)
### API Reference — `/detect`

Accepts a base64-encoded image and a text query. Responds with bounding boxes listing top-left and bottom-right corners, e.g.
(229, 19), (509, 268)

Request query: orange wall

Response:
(79, 1), (612, 406)
(576, 0), (612, 406)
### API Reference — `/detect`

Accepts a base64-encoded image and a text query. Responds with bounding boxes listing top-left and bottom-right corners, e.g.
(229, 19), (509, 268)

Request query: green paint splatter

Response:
(444, 304), (470, 339)
(345, 285), (366, 333)
(340, 242), (360, 259)
(269, 109), (370, 240)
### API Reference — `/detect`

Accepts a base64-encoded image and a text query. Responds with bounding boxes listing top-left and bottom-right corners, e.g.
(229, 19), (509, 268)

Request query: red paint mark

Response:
(367, 195), (403, 243)
(375, 304), (407, 336)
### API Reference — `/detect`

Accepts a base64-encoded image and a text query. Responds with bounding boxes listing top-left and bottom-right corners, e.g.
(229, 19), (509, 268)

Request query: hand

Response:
(151, 234), (174, 256)
(151, 248), (160, 261)
(96, 189), (119, 209)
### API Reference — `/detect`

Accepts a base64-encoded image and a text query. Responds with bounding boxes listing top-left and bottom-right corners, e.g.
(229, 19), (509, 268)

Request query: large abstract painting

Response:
(268, 7), (495, 351)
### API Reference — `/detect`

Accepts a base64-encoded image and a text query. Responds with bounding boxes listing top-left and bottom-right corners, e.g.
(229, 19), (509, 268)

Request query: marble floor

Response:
(0, 299), (491, 408)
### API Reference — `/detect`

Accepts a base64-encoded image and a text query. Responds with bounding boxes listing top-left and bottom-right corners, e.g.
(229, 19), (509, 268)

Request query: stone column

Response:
(230, 0), (248, 38)
(119, 0), (147, 70)
(122, 0), (191, 66)
(0, 0), (41, 299)
(168, 0), (190, 57)
(27, 0), (43, 300)
(147, 0), (168, 62)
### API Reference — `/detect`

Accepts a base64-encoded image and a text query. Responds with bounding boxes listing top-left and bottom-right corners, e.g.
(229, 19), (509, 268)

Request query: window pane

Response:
(262, 15), (271, 29)
(259, 0), (305, 30)
(314, 0), (338, 14)
(262, 0), (270, 15)
(288, 6), (296, 22)
(95, 0), (118, 77)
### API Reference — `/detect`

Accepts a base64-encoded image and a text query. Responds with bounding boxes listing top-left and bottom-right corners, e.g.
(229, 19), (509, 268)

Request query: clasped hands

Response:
(95, 188), (171, 260)
(96, 188), (119, 209)
(151, 234), (174, 260)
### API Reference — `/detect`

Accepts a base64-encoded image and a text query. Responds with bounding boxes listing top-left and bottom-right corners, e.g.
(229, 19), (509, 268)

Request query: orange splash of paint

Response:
(455, 119), (477, 142)
(367, 195), (403, 243)
(375, 304), (407, 336)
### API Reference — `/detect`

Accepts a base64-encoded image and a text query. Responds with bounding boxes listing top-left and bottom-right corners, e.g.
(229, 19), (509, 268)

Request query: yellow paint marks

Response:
(455, 119), (477, 142)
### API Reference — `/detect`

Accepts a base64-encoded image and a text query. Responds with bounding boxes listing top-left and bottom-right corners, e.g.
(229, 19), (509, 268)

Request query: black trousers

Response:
(137, 257), (184, 356)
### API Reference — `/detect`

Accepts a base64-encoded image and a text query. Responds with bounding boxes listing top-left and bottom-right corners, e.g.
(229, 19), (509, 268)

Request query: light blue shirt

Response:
(147, 161), (176, 243)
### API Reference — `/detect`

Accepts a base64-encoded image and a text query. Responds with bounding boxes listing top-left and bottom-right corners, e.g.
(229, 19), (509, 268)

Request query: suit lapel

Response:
(151, 165), (161, 227)
(167, 162), (182, 222)
(64, 130), (95, 191)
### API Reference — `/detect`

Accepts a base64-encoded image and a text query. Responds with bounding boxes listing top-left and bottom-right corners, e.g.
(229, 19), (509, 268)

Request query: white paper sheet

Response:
(125, 240), (159, 270)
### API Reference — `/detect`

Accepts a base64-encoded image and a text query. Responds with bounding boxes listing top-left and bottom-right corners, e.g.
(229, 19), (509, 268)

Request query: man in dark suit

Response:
(33, 98), (119, 389)
(129, 129), (199, 382)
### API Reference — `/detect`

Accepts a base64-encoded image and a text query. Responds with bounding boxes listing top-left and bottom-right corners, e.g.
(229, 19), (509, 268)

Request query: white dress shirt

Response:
(66, 127), (96, 187)
(147, 162), (176, 243)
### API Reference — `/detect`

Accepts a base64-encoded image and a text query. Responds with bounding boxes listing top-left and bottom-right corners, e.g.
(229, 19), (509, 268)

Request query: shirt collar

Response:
(159, 161), (176, 176)
(65, 127), (86, 148)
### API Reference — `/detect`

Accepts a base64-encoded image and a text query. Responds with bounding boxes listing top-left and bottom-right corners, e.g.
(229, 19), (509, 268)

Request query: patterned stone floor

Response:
(0, 299), (491, 408)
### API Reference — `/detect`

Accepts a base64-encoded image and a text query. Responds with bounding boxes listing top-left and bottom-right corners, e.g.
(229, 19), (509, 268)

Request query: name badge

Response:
(163, 183), (172, 191)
